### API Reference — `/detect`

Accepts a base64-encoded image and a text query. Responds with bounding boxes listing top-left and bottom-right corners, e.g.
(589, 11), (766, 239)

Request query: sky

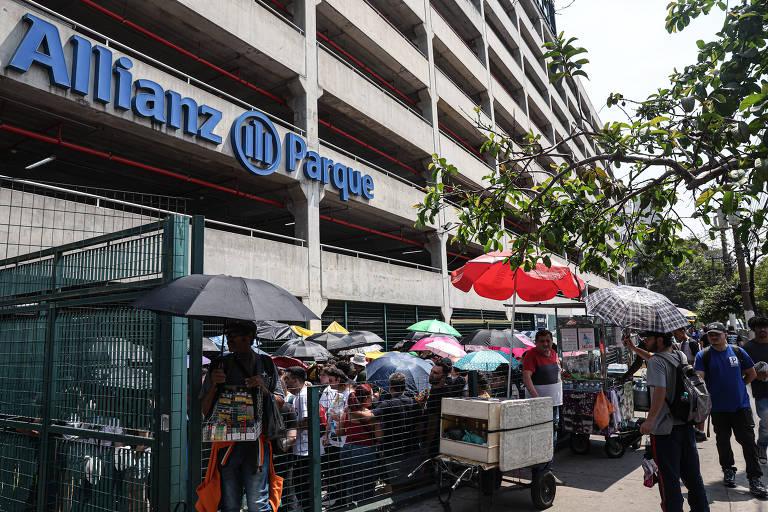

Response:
(556, 0), (726, 238)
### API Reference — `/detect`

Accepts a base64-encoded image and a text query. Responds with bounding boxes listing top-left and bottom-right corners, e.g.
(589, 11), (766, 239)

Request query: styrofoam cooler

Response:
(439, 397), (553, 470)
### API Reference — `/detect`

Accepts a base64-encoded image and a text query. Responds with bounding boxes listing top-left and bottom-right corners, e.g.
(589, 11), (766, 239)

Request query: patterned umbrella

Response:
(410, 336), (459, 352)
(407, 319), (461, 337)
(585, 285), (689, 332)
(423, 339), (467, 359)
(337, 344), (384, 356)
(455, 351), (513, 371)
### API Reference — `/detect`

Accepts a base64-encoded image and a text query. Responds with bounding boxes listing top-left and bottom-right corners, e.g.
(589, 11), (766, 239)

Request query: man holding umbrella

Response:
(200, 320), (286, 512)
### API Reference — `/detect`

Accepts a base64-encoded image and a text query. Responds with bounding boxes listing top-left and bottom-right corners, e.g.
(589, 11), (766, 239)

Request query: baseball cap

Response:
(705, 322), (726, 334)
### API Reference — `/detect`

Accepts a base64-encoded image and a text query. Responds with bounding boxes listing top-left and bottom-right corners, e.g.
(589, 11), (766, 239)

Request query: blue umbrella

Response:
(455, 351), (516, 372)
(366, 352), (433, 393)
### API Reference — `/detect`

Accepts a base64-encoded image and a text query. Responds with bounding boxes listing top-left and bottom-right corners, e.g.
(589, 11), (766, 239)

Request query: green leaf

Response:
(738, 92), (767, 111)
(695, 188), (715, 207)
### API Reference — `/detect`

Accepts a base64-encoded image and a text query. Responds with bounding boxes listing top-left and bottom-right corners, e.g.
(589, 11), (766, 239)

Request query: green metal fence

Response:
(0, 214), (193, 512)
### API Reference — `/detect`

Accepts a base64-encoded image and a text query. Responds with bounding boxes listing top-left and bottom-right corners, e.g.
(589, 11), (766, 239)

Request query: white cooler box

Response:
(439, 397), (554, 471)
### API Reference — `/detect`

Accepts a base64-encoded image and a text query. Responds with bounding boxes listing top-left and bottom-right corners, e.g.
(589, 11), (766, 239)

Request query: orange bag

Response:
(593, 391), (614, 430)
(196, 442), (234, 512)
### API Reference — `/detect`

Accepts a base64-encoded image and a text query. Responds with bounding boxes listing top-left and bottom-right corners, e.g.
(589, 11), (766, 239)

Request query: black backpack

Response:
(660, 351), (712, 425)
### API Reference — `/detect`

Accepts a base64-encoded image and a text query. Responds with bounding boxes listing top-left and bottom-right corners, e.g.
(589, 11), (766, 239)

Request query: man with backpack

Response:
(637, 331), (710, 512)
(694, 322), (767, 497)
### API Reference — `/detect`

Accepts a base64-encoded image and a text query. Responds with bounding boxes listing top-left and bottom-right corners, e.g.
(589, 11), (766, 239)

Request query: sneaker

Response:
(749, 478), (768, 499)
(723, 467), (737, 488)
(759, 444), (768, 465)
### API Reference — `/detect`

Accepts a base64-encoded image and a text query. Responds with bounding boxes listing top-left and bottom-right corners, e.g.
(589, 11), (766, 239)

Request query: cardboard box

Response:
(439, 397), (553, 469)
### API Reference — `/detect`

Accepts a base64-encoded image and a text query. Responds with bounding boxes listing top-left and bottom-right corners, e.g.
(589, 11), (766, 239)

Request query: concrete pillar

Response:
(427, 232), (452, 322)
(423, 1), (452, 324)
(288, 0), (325, 331)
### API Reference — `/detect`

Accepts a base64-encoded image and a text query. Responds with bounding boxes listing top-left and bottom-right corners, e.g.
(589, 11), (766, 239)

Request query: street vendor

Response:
(522, 329), (562, 460)
(199, 320), (286, 512)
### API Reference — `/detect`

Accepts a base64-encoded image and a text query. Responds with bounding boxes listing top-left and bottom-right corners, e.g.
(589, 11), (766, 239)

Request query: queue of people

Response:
(197, 320), (473, 512)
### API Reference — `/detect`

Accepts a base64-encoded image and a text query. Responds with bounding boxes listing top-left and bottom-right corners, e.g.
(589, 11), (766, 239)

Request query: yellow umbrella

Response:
(324, 321), (349, 334)
(291, 325), (315, 338)
(365, 351), (386, 360)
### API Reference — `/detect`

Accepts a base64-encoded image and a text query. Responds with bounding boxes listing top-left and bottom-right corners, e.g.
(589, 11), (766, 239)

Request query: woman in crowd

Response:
(340, 384), (381, 505)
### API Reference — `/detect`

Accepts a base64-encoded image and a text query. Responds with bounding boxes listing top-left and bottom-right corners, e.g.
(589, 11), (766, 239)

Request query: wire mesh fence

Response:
(0, 176), (191, 511)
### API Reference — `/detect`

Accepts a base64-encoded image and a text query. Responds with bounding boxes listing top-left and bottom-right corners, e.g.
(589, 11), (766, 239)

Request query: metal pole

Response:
(507, 293), (517, 398)
(307, 385), (322, 512)
(187, 215), (204, 508)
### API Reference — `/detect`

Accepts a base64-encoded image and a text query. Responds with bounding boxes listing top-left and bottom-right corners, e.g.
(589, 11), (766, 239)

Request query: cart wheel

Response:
(604, 437), (626, 458)
(480, 467), (502, 496)
(631, 438), (642, 450)
(531, 470), (556, 510)
(569, 434), (590, 455)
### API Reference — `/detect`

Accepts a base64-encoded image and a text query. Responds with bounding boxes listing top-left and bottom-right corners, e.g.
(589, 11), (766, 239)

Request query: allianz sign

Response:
(6, 12), (375, 201)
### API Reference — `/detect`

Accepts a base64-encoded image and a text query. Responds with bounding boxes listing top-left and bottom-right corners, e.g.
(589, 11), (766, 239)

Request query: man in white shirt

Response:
(284, 367), (310, 512)
(318, 366), (350, 506)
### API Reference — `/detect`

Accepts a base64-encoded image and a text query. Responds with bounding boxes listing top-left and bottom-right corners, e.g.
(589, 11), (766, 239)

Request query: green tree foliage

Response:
(632, 245), (726, 311)
(754, 257), (768, 313)
(697, 281), (743, 324)
(417, 0), (768, 278)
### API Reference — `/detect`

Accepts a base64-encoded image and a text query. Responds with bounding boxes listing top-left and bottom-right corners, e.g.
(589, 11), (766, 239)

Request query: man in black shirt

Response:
(745, 316), (768, 465)
(423, 359), (463, 456)
(373, 372), (418, 482)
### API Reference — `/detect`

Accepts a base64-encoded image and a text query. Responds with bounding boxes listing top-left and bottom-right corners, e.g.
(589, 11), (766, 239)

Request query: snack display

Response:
(203, 387), (262, 442)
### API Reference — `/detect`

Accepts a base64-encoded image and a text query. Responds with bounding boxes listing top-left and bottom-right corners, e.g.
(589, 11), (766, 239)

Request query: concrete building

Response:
(0, 0), (611, 340)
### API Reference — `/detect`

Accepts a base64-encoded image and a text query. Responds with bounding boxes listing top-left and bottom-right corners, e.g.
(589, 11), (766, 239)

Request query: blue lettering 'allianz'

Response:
(7, 12), (375, 201)
(6, 13), (223, 144)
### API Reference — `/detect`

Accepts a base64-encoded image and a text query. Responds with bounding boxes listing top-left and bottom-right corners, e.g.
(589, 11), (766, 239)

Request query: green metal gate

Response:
(0, 215), (192, 511)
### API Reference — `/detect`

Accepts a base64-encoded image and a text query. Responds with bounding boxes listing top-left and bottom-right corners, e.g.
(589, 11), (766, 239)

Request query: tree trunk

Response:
(720, 228), (733, 279)
(732, 226), (755, 323)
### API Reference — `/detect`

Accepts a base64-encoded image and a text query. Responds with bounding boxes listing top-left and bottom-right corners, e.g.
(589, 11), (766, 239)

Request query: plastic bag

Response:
(593, 391), (614, 430)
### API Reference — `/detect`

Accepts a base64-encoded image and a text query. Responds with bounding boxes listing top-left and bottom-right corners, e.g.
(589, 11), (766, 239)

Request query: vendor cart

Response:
(411, 397), (557, 510)
(408, 454), (556, 511)
(558, 317), (642, 458)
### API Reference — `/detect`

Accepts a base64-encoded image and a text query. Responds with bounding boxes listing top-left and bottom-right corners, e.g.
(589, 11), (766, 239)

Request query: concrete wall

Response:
(322, 0), (430, 87)
(317, 48), (434, 154)
(430, 7), (487, 85)
(438, 132), (494, 187)
(170, 0), (305, 75)
(203, 228), (309, 297)
(320, 249), (443, 306)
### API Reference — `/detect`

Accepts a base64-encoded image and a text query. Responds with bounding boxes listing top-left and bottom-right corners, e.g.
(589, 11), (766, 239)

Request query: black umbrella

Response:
(461, 329), (508, 346)
(256, 321), (300, 342)
(133, 274), (318, 322)
(327, 331), (384, 352)
(305, 332), (345, 348)
(274, 339), (332, 362)
(403, 331), (431, 342)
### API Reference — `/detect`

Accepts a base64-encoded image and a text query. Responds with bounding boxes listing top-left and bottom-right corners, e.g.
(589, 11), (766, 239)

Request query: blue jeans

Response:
(651, 424), (709, 512)
(756, 398), (768, 449)
(219, 442), (271, 512)
(339, 444), (378, 504)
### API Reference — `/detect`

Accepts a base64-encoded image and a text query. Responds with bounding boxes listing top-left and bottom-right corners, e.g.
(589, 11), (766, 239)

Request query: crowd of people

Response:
(198, 316), (768, 512)
(198, 320), (480, 512)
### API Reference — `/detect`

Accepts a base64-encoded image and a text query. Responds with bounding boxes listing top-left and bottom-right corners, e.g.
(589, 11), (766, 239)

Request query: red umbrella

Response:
(451, 252), (585, 301)
(272, 356), (307, 369)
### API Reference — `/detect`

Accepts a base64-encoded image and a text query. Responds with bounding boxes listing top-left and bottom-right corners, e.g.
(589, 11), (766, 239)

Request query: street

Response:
(401, 433), (768, 512)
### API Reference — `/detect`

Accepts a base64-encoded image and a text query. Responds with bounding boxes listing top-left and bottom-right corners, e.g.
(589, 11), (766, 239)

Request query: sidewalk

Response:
(398, 433), (768, 511)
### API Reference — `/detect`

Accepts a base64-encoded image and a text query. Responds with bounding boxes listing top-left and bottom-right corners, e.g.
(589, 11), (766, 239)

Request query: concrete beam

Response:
(318, 47), (434, 155)
(172, 0), (305, 76)
(435, 68), (492, 133)
(438, 132), (494, 188)
(430, 7), (488, 87)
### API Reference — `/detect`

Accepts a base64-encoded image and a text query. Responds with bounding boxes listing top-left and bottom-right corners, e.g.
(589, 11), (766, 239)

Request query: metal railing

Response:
(19, 0), (305, 136)
(254, 0), (305, 35)
(318, 140), (427, 192)
(321, 244), (441, 273)
(318, 44), (432, 126)
(362, 0), (427, 57)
